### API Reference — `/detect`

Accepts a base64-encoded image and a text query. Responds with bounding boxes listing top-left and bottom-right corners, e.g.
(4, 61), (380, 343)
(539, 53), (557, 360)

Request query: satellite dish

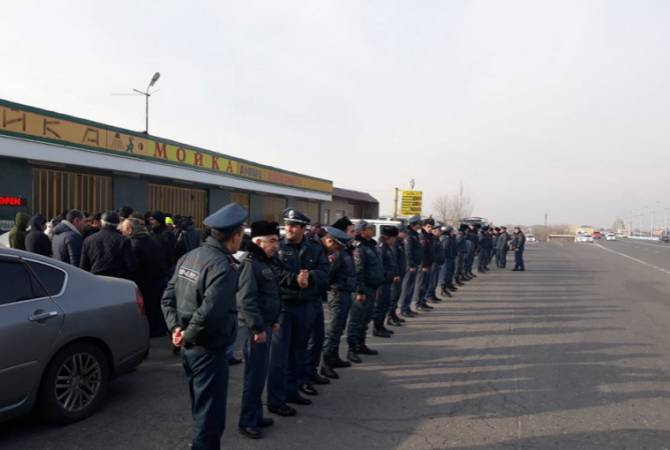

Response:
(149, 72), (161, 88)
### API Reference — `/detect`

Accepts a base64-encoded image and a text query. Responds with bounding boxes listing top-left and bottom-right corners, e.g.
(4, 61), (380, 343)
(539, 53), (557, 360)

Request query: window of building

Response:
(322, 208), (330, 225)
(256, 195), (287, 222)
(294, 200), (320, 224)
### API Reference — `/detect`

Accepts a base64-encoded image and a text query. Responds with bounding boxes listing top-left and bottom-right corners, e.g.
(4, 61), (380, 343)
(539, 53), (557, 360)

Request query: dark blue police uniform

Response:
(161, 203), (247, 450)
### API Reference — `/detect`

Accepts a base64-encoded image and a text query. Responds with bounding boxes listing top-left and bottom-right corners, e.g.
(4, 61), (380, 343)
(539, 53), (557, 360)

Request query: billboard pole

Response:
(393, 187), (399, 220)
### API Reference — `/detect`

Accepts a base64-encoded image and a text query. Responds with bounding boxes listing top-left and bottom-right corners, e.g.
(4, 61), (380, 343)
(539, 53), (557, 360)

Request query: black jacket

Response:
(377, 240), (399, 285)
(175, 225), (201, 260)
(274, 236), (329, 304)
(419, 230), (434, 267)
(25, 215), (51, 257)
(152, 226), (178, 268)
(441, 234), (457, 259)
(352, 236), (384, 294)
(328, 246), (356, 292)
(161, 236), (240, 351)
(395, 240), (406, 277)
(80, 228), (138, 279)
(404, 228), (423, 270)
(236, 242), (281, 333)
(130, 233), (169, 283)
(433, 234), (445, 264)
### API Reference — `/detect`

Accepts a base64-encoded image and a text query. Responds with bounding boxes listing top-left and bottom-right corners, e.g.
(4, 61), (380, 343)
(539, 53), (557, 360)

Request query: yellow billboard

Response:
(400, 190), (422, 216)
(0, 99), (332, 193)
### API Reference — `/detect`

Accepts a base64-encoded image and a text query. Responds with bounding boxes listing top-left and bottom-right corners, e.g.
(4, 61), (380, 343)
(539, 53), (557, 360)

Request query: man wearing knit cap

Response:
(322, 217), (358, 368)
(346, 220), (384, 361)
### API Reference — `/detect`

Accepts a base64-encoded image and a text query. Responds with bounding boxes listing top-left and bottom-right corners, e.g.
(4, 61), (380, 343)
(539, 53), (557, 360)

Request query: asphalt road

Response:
(3, 241), (670, 449)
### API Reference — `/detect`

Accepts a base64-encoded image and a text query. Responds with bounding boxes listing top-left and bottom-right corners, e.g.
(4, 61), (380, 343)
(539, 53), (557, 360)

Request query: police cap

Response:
(282, 208), (310, 225)
(355, 220), (374, 234)
(324, 226), (351, 247)
(203, 202), (248, 230)
(408, 215), (422, 226)
(423, 218), (435, 226)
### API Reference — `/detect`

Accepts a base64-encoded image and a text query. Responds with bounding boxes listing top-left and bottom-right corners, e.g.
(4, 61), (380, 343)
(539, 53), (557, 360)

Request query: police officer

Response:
(307, 225), (352, 379)
(347, 220), (384, 362)
(387, 228), (407, 326)
(321, 217), (357, 374)
(454, 226), (468, 285)
(414, 219), (435, 312)
(267, 209), (329, 414)
(478, 225), (492, 273)
(236, 221), (281, 439)
(436, 225), (456, 300)
(426, 223), (445, 303)
(511, 226), (526, 271)
(161, 203), (247, 450)
(373, 226), (400, 337)
(399, 216), (423, 318)
(496, 226), (509, 268)
(465, 224), (478, 279)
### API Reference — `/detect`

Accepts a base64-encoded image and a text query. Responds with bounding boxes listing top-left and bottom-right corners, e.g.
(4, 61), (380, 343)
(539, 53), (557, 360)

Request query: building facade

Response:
(0, 99), (330, 229)
(321, 187), (380, 224)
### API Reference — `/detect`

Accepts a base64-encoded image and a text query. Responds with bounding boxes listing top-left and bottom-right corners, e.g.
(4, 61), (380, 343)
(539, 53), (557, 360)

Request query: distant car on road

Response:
(605, 233), (616, 241)
(0, 247), (149, 425)
(575, 233), (594, 243)
(526, 234), (537, 243)
(592, 231), (602, 239)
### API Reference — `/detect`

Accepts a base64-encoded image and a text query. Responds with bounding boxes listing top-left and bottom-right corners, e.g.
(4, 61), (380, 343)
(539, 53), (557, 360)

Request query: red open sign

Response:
(0, 196), (24, 206)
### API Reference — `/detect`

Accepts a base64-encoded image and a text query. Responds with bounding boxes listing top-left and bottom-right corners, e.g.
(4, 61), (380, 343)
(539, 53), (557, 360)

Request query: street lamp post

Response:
(133, 72), (161, 134)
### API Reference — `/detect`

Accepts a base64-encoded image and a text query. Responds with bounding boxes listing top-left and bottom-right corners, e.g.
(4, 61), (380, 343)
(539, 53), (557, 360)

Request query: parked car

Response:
(526, 234), (537, 243)
(0, 247), (149, 424)
(605, 232), (616, 241)
(0, 231), (9, 248)
(575, 233), (594, 243)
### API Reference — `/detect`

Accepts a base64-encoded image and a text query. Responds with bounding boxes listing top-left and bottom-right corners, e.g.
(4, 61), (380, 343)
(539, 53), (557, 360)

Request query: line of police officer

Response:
(161, 203), (525, 450)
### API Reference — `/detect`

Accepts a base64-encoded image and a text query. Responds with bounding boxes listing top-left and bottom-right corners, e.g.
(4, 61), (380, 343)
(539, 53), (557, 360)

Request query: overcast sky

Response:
(2, 1), (669, 227)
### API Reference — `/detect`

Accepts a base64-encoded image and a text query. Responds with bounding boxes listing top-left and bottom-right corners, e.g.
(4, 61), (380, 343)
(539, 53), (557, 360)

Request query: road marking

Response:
(594, 243), (670, 275)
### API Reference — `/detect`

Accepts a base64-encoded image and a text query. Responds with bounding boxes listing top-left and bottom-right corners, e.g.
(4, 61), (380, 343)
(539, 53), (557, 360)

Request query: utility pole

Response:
(114, 72), (161, 134)
(544, 212), (548, 227)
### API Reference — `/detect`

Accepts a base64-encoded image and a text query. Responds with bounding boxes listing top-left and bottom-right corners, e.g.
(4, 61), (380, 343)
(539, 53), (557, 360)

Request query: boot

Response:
(455, 277), (465, 286)
(392, 310), (406, 323)
(356, 343), (379, 355)
(320, 355), (339, 379)
(436, 285), (451, 300)
(381, 323), (394, 334)
(332, 354), (351, 368)
(447, 283), (458, 291)
(347, 347), (362, 364)
(373, 324), (392, 338)
(386, 315), (401, 327)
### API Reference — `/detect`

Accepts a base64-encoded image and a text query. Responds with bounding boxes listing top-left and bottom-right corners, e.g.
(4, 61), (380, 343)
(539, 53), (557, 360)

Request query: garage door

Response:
(148, 183), (208, 227)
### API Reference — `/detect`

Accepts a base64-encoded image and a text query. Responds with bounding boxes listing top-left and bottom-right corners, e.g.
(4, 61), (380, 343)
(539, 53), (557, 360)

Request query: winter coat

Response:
(152, 226), (178, 268)
(80, 227), (138, 279)
(174, 225), (201, 260)
(352, 236), (384, 294)
(129, 232), (169, 283)
(161, 236), (240, 351)
(51, 221), (84, 267)
(25, 214), (51, 257)
(273, 236), (329, 304)
(8, 212), (29, 250)
(328, 246), (356, 292)
(236, 242), (281, 333)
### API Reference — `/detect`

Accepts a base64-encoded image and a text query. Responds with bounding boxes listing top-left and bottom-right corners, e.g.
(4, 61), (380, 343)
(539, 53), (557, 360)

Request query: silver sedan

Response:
(0, 247), (150, 424)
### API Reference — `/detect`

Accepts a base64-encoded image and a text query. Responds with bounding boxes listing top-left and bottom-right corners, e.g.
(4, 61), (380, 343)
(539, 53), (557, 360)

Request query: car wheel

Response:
(37, 342), (110, 424)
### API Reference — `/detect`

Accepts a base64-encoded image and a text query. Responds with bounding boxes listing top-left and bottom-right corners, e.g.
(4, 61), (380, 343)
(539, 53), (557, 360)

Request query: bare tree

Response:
(432, 195), (450, 224)
(431, 181), (474, 224)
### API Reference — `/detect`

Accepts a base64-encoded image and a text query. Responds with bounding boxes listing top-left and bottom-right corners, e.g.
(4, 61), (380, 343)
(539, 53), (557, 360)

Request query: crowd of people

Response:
(6, 204), (527, 450)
